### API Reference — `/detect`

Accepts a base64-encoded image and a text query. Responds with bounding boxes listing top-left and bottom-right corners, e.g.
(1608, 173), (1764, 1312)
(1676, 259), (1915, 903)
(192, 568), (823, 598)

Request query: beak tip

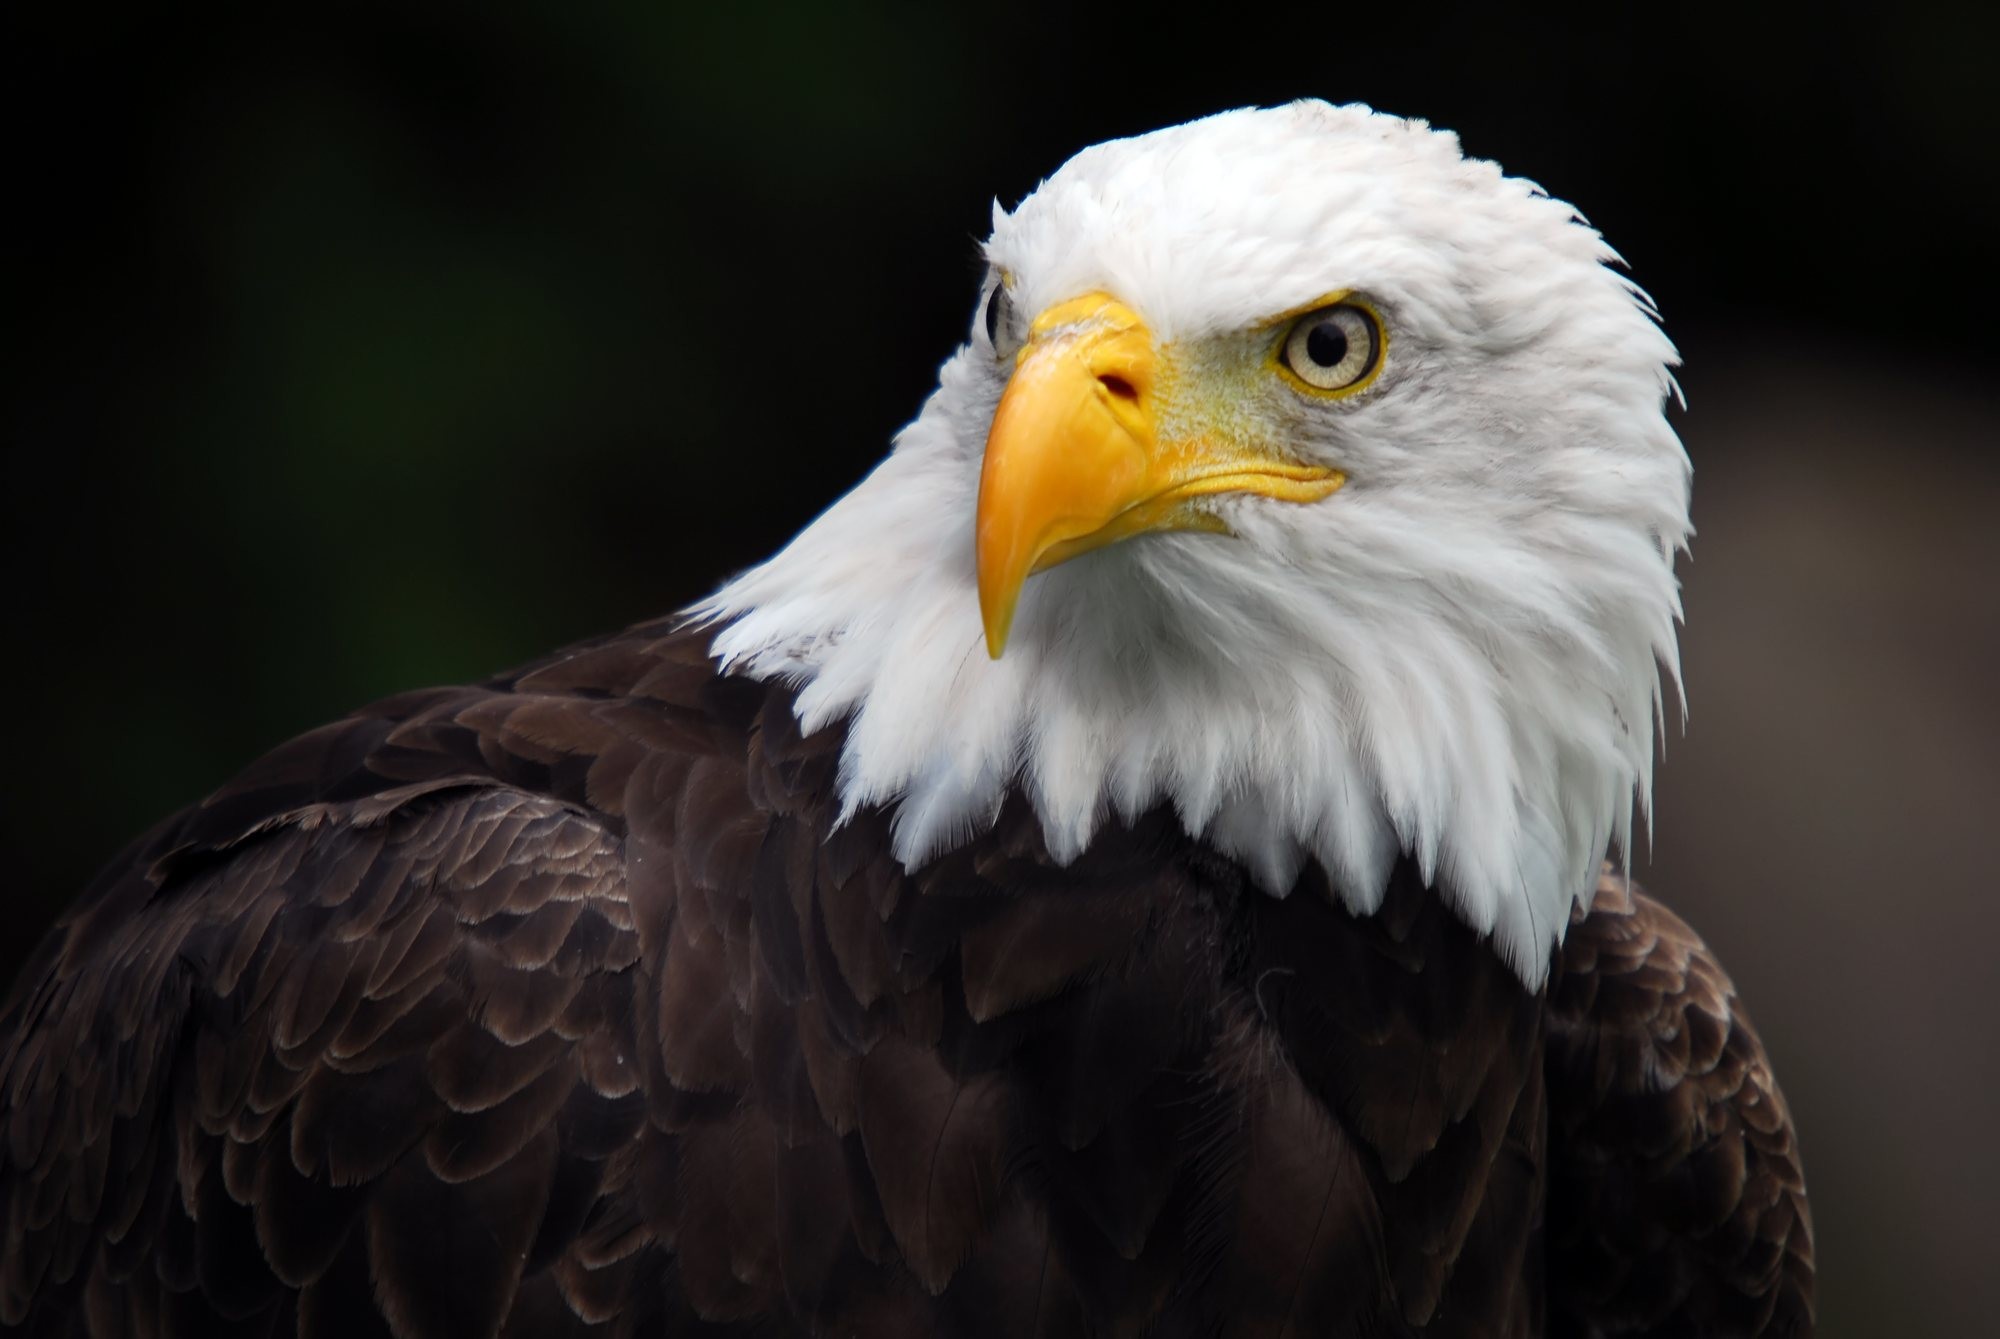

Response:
(981, 614), (1010, 660)
(977, 563), (1016, 659)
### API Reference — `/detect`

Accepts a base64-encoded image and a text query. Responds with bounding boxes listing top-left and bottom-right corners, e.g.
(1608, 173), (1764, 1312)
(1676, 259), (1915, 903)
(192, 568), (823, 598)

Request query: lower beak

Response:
(974, 292), (1344, 657)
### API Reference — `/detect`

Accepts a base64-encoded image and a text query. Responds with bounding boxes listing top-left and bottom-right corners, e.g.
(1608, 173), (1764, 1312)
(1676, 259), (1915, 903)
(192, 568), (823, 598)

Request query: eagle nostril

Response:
(1097, 373), (1139, 402)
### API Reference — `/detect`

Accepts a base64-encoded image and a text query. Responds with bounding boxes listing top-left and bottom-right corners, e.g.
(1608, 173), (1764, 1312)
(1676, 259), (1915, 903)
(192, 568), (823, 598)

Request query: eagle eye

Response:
(984, 283), (1023, 361)
(1278, 302), (1383, 396)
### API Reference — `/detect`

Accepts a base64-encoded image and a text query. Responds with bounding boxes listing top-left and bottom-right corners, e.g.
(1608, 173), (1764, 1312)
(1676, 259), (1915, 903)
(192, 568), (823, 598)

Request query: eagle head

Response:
(702, 102), (1689, 982)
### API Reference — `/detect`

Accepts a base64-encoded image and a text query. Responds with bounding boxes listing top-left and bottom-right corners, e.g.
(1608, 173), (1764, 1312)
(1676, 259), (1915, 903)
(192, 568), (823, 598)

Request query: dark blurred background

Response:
(3, 3), (1994, 1334)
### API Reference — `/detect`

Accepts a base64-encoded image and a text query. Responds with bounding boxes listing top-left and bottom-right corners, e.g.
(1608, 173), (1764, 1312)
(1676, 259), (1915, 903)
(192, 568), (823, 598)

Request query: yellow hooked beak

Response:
(976, 292), (1345, 657)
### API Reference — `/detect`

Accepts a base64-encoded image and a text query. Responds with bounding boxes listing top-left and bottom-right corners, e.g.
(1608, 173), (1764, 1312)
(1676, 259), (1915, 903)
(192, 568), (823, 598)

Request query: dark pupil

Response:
(1305, 320), (1348, 368)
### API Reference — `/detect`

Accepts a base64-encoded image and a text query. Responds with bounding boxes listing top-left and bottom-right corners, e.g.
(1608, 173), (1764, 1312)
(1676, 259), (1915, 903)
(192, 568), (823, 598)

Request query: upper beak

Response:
(975, 292), (1344, 657)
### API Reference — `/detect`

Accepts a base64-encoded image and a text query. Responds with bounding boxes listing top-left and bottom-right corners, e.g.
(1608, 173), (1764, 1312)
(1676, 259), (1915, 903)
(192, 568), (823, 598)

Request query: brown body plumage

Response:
(0, 621), (1812, 1337)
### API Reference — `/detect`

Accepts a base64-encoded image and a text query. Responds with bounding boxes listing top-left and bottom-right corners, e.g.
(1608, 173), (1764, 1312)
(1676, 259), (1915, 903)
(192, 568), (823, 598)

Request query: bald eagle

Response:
(1, 104), (1813, 1337)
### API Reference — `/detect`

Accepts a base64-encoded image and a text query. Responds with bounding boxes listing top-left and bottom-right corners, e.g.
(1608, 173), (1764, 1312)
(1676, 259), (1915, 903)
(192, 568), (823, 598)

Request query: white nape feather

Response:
(695, 102), (1689, 986)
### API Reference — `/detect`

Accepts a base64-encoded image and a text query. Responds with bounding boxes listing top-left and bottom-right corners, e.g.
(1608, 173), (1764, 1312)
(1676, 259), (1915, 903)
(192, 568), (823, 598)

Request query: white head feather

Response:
(697, 102), (1689, 984)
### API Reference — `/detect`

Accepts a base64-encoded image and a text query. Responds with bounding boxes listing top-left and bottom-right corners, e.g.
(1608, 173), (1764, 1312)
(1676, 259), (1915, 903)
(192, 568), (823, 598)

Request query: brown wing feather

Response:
(1546, 870), (1816, 1337)
(8, 620), (1803, 1337)
(1, 782), (644, 1338)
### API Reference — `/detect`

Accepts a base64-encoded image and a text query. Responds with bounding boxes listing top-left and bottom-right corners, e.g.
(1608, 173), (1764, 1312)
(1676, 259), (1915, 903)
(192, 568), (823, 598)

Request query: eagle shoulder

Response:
(0, 624), (716, 1336)
(1545, 871), (1816, 1337)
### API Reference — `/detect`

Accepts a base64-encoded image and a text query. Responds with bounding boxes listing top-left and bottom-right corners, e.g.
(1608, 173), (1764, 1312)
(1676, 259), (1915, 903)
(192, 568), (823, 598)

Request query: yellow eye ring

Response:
(1271, 298), (1386, 399)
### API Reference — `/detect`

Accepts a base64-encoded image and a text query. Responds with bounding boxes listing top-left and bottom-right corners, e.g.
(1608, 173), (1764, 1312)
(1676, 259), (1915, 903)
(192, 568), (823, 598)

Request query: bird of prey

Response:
(0, 103), (1814, 1337)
